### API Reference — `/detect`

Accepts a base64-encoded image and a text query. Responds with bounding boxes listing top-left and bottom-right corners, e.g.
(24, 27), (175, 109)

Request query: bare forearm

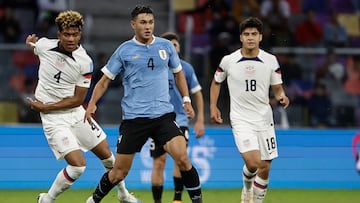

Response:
(88, 75), (110, 106)
(174, 71), (190, 97)
(210, 79), (221, 108)
(193, 91), (204, 122)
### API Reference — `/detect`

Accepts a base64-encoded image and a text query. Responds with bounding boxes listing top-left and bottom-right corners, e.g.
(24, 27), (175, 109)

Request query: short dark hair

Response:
(131, 5), (154, 19)
(160, 32), (179, 41)
(239, 17), (263, 34)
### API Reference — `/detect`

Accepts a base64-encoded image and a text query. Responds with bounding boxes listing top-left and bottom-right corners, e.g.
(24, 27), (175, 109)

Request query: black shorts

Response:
(150, 126), (189, 158)
(116, 112), (183, 154)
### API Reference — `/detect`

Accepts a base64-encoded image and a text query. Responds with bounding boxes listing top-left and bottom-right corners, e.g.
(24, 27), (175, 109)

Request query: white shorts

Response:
(40, 106), (106, 160)
(232, 124), (278, 160)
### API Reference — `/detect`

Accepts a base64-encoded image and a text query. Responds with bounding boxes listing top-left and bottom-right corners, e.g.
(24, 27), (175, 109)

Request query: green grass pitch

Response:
(1, 189), (359, 203)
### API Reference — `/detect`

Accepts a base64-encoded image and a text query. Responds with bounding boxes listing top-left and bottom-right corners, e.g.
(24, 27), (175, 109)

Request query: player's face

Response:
(57, 27), (81, 52)
(131, 13), (154, 44)
(240, 27), (262, 51)
(170, 39), (180, 53)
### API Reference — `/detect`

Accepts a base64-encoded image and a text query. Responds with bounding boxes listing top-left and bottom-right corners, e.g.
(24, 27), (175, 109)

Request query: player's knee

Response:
(258, 160), (271, 173)
(66, 165), (86, 180)
(153, 155), (166, 170)
(109, 168), (128, 184)
(174, 154), (191, 171)
(246, 160), (261, 172)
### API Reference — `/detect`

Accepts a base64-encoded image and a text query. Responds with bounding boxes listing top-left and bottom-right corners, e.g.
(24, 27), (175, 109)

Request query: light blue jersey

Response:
(169, 59), (202, 127)
(101, 36), (182, 119)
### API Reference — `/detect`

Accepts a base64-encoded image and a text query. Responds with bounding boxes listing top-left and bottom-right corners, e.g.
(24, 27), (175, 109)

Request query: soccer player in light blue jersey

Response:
(150, 32), (205, 203)
(85, 5), (203, 203)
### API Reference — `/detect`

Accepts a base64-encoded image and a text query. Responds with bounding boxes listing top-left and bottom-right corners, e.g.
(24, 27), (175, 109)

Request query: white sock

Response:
(101, 154), (129, 197)
(242, 165), (258, 191)
(48, 165), (85, 199)
(253, 176), (268, 203)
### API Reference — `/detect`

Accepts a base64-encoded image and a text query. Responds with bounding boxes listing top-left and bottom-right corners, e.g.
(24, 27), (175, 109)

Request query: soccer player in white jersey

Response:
(25, 10), (140, 203)
(150, 32), (205, 203)
(84, 5), (203, 203)
(210, 17), (289, 203)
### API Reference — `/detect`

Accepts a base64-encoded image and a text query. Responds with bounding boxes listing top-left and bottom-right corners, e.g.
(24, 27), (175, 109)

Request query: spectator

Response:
(260, 0), (292, 47)
(35, 0), (68, 37)
(352, 0), (360, 16)
(307, 83), (333, 127)
(323, 11), (349, 48)
(345, 55), (360, 95)
(231, 0), (260, 24)
(302, 0), (330, 14)
(208, 15), (240, 45)
(281, 53), (303, 86)
(36, 0), (68, 25)
(0, 6), (22, 43)
(295, 9), (323, 47)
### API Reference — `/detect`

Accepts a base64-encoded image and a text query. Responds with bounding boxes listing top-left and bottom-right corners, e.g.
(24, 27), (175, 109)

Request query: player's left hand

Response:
(183, 102), (195, 120)
(279, 95), (290, 109)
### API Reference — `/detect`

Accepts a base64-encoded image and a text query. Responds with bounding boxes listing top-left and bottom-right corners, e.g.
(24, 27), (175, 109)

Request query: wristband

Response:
(183, 96), (191, 103)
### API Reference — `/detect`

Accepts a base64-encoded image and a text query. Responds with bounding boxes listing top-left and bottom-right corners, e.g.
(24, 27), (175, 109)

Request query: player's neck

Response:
(240, 48), (259, 58)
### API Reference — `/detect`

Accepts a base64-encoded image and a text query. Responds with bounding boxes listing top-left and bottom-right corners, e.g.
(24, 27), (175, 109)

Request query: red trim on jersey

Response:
(275, 67), (281, 74)
(83, 72), (92, 79)
(216, 67), (224, 72)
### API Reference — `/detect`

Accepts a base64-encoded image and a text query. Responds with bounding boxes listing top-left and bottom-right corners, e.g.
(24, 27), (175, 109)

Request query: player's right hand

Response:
(25, 34), (38, 48)
(210, 106), (223, 124)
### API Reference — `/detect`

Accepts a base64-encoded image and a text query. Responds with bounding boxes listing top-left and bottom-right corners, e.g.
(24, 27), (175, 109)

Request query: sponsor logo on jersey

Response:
(132, 54), (140, 59)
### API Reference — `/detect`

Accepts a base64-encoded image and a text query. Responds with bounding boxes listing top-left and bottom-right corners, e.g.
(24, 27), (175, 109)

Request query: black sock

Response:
(92, 172), (117, 202)
(173, 176), (183, 200)
(180, 166), (202, 203)
(151, 185), (163, 203)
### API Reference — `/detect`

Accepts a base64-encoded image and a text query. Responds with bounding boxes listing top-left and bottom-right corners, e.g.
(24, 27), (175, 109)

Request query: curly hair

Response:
(55, 10), (84, 32)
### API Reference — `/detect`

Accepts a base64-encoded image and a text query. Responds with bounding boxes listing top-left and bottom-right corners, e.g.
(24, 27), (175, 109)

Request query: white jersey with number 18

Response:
(214, 49), (283, 130)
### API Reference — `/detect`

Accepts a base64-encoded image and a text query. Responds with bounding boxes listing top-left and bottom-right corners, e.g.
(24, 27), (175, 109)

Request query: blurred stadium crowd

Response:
(1, 0), (360, 128)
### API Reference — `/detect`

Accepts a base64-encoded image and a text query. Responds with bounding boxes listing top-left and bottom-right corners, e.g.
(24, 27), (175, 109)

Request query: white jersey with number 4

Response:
(214, 49), (283, 130)
(33, 37), (93, 104)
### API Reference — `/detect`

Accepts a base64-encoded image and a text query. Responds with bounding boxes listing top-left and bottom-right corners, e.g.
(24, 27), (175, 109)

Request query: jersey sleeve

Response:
(33, 37), (48, 55)
(76, 50), (94, 88)
(270, 56), (283, 85)
(214, 56), (228, 83)
(182, 61), (202, 94)
(167, 41), (182, 73)
(101, 47), (123, 80)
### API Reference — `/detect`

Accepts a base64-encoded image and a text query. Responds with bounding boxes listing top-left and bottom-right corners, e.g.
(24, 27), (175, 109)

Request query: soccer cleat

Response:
(86, 196), (95, 203)
(172, 200), (182, 203)
(241, 188), (254, 203)
(118, 192), (142, 203)
(37, 193), (54, 203)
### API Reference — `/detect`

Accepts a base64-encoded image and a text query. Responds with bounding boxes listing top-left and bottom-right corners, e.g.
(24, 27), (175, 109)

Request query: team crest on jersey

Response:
(245, 65), (255, 76)
(159, 49), (167, 60)
(55, 56), (66, 68)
